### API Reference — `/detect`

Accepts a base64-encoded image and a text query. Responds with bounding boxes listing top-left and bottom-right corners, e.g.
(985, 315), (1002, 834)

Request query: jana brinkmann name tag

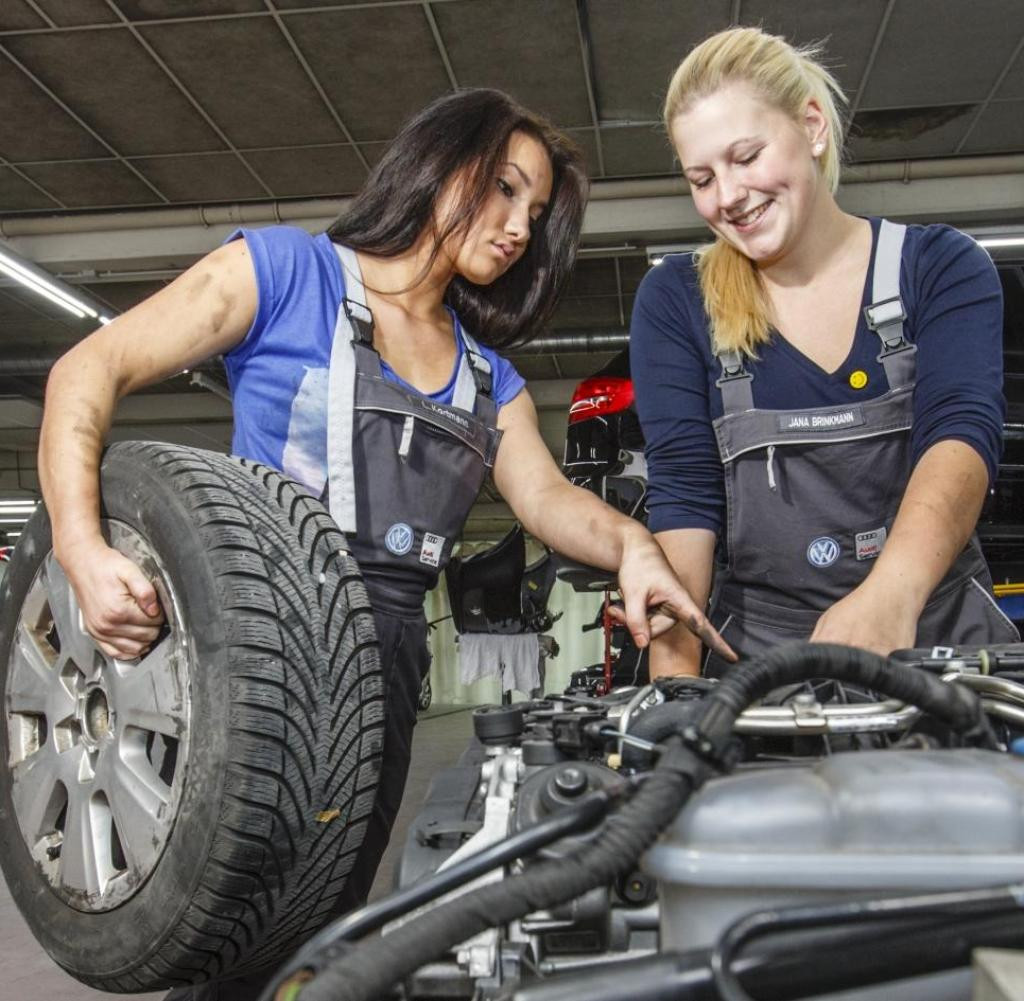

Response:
(776, 406), (866, 432)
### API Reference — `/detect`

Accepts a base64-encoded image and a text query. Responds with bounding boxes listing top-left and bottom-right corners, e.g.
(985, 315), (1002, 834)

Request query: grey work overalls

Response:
(704, 220), (1018, 676)
(326, 244), (502, 908)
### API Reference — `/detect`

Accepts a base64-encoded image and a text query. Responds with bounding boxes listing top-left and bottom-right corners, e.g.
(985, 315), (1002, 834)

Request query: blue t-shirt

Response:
(223, 225), (525, 494)
(630, 218), (1006, 536)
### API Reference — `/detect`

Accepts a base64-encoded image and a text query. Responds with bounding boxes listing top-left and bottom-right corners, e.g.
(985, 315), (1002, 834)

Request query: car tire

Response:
(0, 442), (384, 991)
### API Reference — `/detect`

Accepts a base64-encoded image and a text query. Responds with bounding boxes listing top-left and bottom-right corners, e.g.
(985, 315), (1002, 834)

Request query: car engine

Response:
(264, 642), (1024, 1001)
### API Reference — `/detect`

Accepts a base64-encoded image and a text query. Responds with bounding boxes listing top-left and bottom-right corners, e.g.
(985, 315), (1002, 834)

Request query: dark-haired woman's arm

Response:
(493, 390), (736, 659)
(39, 240), (258, 658)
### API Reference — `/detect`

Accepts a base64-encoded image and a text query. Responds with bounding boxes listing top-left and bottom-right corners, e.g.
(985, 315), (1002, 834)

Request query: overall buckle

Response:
(341, 297), (375, 345)
(864, 296), (911, 354)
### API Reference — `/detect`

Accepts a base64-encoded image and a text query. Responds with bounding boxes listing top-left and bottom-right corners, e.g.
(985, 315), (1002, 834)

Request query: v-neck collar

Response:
(768, 217), (879, 381)
(334, 243), (463, 399)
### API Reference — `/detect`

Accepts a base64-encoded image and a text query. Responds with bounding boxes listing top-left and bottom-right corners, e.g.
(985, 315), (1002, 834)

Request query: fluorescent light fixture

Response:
(976, 237), (1024, 249)
(0, 246), (99, 319)
(646, 242), (701, 267)
(99, 315), (113, 325)
(0, 501), (39, 511)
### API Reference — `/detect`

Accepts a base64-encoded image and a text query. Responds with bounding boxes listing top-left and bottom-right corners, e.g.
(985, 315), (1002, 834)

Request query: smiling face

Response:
(671, 81), (828, 267)
(442, 131), (554, 286)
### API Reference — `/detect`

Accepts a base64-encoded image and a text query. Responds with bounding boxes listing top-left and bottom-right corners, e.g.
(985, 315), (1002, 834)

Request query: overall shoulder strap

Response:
(452, 325), (494, 413)
(863, 220), (915, 389)
(715, 347), (754, 415)
(333, 244), (381, 376)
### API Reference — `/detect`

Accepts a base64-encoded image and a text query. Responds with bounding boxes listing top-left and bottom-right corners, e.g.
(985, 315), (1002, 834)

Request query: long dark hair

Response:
(327, 89), (587, 349)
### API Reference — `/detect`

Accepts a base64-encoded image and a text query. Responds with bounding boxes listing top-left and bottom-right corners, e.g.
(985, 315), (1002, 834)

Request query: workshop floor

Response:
(0, 706), (477, 1001)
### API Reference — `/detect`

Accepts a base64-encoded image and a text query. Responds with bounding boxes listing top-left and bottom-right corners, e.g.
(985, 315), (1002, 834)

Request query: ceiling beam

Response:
(7, 159), (1024, 274)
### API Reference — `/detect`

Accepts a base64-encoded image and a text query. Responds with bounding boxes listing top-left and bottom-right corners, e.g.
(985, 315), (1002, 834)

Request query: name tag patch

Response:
(419, 532), (445, 567)
(777, 407), (865, 432)
(855, 527), (887, 561)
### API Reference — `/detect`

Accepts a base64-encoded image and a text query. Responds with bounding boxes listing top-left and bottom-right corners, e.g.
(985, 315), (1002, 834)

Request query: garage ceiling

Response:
(1, 0), (1024, 536)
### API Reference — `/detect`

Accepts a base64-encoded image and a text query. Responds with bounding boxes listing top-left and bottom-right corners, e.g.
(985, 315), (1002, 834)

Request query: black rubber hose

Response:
(621, 701), (705, 770)
(295, 739), (707, 1001)
(506, 909), (1024, 1001)
(710, 882), (1024, 1001)
(260, 789), (614, 998)
(693, 642), (996, 756)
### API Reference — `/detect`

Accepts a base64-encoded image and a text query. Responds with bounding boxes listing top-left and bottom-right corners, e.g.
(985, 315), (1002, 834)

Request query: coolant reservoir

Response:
(643, 749), (1024, 951)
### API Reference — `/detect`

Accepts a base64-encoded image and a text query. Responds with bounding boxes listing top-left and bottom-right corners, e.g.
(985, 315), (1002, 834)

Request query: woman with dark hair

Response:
(38, 87), (734, 993)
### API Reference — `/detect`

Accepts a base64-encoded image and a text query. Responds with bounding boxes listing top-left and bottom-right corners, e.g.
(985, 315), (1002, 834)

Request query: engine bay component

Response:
(262, 641), (1024, 1001)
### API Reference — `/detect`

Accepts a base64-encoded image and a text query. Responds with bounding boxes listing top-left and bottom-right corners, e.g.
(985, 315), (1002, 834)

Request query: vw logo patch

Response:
(384, 522), (414, 556)
(806, 536), (840, 568)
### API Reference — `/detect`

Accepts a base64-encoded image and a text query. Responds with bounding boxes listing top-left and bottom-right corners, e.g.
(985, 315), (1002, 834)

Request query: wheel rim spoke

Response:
(41, 554), (99, 681)
(96, 747), (169, 876)
(8, 625), (68, 717)
(109, 635), (187, 739)
(59, 782), (107, 898)
(9, 743), (66, 843)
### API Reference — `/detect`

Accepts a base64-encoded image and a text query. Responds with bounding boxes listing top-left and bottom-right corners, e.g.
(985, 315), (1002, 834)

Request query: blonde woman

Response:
(632, 27), (1018, 677)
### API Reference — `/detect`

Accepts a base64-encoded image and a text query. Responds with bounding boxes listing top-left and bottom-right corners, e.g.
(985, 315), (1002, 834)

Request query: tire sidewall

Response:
(0, 449), (232, 980)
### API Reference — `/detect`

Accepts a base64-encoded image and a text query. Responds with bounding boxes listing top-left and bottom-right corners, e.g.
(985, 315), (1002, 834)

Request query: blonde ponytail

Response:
(695, 241), (771, 356)
(664, 27), (848, 356)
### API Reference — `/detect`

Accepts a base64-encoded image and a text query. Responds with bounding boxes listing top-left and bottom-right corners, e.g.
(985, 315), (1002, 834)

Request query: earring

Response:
(813, 143), (824, 155)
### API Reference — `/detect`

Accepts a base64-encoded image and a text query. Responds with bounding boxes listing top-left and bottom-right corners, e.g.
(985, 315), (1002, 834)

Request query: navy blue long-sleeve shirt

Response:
(630, 218), (1005, 536)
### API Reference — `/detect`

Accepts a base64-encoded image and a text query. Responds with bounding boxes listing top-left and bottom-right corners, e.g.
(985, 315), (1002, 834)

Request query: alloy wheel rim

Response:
(6, 520), (192, 911)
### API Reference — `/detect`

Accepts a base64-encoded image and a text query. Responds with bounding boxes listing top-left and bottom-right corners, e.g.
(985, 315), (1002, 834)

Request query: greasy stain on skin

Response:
(70, 402), (104, 444)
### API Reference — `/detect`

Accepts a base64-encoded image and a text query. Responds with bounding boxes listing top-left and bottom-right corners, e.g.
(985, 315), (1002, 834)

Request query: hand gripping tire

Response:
(0, 443), (385, 992)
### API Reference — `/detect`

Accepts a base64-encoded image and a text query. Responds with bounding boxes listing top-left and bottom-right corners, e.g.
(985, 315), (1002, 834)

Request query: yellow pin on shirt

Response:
(849, 370), (868, 390)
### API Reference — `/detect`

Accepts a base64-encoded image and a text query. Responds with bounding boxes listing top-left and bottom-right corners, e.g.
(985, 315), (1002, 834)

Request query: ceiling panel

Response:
(564, 128), (601, 178)
(0, 2), (46, 30)
(588, 0), (731, 122)
(859, 0), (1024, 109)
(115, 0), (263, 18)
(138, 17), (345, 149)
(0, 288), (84, 341)
(359, 141), (389, 168)
(565, 258), (616, 297)
(740, 0), (889, 99)
(960, 100), (1024, 156)
(132, 153), (267, 203)
(242, 145), (368, 198)
(618, 257), (650, 294)
(0, 167), (61, 212)
(273, 0), (406, 6)
(434, 0), (592, 129)
(34, 0), (119, 26)
(2, 29), (226, 156)
(551, 294), (622, 328)
(601, 125), (675, 177)
(283, 6), (451, 142)
(996, 48), (1024, 101)
(0, 56), (110, 162)
(17, 160), (163, 208)
(847, 104), (977, 161)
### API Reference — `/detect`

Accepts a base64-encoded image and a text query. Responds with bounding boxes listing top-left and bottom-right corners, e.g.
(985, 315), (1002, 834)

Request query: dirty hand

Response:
(810, 580), (918, 657)
(60, 540), (165, 659)
(607, 529), (737, 661)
